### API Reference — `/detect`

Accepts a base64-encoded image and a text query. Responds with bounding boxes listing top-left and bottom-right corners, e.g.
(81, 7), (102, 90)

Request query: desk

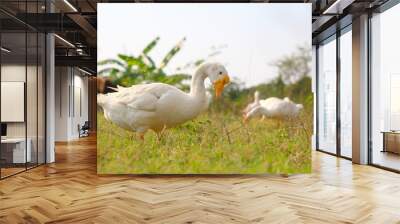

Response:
(381, 131), (400, 155)
(1, 138), (31, 163)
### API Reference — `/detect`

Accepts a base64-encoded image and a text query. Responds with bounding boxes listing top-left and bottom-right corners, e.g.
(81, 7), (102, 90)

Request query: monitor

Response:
(1, 123), (7, 137)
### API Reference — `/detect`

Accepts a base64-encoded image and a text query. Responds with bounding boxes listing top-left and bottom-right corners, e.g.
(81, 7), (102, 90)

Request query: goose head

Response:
(203, 63), (230, 98)
(243, 109), (256, 123)
(243, 106), (265, 123)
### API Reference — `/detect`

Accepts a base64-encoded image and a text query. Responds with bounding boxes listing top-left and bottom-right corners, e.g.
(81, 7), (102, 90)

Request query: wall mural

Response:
(97, 3), (312, 174)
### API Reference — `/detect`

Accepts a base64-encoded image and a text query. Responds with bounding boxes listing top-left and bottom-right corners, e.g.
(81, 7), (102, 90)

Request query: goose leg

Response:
(130, 133), (135, 141)
(156, 125), (167, 142)
(156, 132), (162, 142)
(138, 132), (145, 141)
(242, 114), (249, 124)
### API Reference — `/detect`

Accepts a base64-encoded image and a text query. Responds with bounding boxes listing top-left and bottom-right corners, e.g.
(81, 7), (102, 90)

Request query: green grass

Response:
(97, 110), (312, 174)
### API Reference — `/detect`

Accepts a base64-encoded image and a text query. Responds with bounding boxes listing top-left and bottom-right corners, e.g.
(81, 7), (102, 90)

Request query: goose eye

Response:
(219, 71), (223, 75)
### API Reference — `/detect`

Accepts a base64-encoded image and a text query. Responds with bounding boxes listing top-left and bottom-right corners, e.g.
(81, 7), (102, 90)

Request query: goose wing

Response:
(115, 83), (179, 112)
(100, 83), (182, 132)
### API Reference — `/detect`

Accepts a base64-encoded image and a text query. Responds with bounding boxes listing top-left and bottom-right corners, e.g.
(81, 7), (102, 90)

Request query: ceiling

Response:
(0, 0), (391, 73)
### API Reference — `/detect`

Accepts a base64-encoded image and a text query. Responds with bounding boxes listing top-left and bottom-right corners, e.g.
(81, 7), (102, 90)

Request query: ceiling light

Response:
(63, 0), (78, 12)
(323, 0), (341, 14)
(78, 67), (93, 76)
(54, 34), (75, 48)
(1, 47), (11, 53)
(323, 0), (354, 15)
(76, 48), (84, 55)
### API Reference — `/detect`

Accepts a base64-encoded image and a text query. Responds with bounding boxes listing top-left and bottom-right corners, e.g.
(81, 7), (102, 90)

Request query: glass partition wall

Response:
(316, 26), (353, 159)
(0, 31), (27, 177)
(370, 3), (400, 171)
(0, 4), (46, 179)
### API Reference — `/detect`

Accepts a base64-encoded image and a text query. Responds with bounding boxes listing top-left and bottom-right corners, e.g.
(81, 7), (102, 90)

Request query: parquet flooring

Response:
(0, 167), (26, 178)
(1, 135), (400, 223)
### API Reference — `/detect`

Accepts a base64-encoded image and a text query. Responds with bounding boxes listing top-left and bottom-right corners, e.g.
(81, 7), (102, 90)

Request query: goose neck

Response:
(190, 68), (207, 97)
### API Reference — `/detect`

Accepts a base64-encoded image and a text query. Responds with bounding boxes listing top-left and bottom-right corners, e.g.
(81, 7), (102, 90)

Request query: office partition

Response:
(0, 1), (47, 179)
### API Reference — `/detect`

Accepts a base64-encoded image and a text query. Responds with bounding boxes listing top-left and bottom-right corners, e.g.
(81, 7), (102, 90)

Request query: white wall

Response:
(1, 65), (38, 138)
(1, 63), (46, 164)
(55, 67), (70, 141)
(55, 67), (89, 141)
(1, 65), (26, 138)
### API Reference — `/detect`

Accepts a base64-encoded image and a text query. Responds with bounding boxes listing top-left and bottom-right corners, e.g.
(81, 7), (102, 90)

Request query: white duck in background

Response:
(243, 91), (260, 115)
(244, 97), (303, 121)
(98, 63), (230, 140)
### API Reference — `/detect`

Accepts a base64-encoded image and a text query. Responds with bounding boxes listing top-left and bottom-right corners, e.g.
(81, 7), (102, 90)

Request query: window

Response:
(370, 3), (400, 171)
(317, 36), (337, 154)
(339, 28), (352, 158)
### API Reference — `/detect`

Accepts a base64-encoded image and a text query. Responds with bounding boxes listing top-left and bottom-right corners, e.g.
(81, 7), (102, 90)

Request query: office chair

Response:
(79, 121), (90, 138)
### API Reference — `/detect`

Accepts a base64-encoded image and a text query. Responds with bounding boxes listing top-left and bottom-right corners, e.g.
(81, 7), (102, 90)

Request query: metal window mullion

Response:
(336, 29), (341, 157)
(367, 11), (373, 165)
(44, 33), (47, 165)
(316, 44), (320, 151)
(36, 0), (39, 167)
(25, 0), (28, 171)
(0, 26), (2, 179)
(44, 0), (48, 165)
(68, 68), (71, 118)
(72, 68), (74, 118)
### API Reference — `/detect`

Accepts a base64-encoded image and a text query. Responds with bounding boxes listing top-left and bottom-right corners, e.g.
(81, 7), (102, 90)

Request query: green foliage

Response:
(272, 45), (312, 84)
(97, 110), (312, 174)
(210, 44), (313, 114)
(98, 37), (191, 88)
(208, 76), (313, 116)
(252, 76), (312, 105)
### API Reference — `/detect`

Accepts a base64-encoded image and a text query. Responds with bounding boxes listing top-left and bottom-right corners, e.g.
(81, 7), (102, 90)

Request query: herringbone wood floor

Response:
(1, 135), (400, 224)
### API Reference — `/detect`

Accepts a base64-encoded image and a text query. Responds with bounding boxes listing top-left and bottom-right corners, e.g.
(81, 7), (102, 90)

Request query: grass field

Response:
(97, 107), (312, 174)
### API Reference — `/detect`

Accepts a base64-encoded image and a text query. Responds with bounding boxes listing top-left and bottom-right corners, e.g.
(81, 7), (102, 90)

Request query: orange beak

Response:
(213, 74), (230, 98)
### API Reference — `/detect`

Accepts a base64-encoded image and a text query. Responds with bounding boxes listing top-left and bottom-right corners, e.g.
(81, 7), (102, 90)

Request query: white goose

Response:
(98, 63), (230, 140)
(243, 91), (260, 115)
(244, 97), (303, 121)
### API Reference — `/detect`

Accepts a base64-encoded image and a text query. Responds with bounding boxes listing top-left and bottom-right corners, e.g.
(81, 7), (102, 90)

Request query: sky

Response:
(98, 3), (311, 87)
